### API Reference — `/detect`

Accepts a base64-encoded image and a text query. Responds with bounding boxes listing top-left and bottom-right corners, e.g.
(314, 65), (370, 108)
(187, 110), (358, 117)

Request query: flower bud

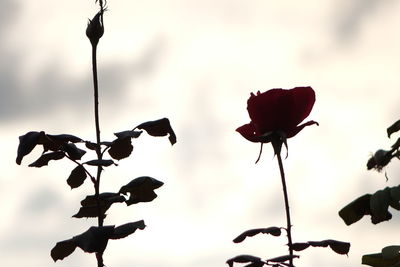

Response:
(86, 11), (104, 46)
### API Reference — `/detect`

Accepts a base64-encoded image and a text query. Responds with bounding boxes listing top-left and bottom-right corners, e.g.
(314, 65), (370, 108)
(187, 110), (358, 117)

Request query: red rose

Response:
(236, 86), (318, 143)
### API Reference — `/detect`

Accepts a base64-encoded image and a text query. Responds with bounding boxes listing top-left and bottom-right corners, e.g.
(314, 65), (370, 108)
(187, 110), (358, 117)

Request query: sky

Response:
(1, 0), (400, 266)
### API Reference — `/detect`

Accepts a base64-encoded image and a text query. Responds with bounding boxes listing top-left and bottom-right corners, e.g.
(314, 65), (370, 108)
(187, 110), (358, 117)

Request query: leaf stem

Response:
(276, 151), (294, 266)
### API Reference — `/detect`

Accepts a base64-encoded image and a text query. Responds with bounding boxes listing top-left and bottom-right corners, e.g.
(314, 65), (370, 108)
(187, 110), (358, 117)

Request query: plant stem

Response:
(91, 42), (104, 267)
(276, 152), (294, 266)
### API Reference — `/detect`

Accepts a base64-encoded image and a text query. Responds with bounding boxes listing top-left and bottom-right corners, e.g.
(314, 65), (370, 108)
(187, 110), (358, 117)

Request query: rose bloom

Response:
(236, 86), (318, 143)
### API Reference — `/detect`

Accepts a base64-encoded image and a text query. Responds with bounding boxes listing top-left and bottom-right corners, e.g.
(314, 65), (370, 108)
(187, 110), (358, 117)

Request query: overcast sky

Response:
(1, 0), (400, 266)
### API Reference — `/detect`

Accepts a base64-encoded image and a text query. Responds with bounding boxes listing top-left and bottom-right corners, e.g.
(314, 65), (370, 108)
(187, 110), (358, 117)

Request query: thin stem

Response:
(276, 152), (294, 266)
(92, 42), (104, 267)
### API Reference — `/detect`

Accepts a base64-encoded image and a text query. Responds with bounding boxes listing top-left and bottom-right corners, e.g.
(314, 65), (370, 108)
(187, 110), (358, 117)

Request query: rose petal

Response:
(286, 120), (319, 138)
(236, 123), (259, 143)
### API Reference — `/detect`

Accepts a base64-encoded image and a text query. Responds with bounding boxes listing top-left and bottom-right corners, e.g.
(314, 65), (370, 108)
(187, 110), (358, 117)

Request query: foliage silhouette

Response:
(339, 119), (400, 267)
(15, 1), (175, 266)
(230, 87), (349, 267)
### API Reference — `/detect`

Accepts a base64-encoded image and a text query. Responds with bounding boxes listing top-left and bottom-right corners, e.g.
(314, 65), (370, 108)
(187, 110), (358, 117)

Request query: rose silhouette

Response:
(236, 86), (318, 144)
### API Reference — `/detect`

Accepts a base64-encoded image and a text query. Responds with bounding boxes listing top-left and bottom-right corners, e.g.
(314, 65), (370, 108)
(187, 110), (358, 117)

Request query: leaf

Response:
(291, 242), (311, 251)
(114, 130), (142, 139)
(108, 137), (133, 160)
(62, 143), (86, 160)
(370, 187), (392, 224)
(382, 246), (400, 260)
(110, 220), (146, 240)
(338, 194), (371, 225)
(67, 165), (87, 189)
(50, 239), (77, 262)
(119, 176), (164, 205)
(307, 240), (350, 255)
(233, 227), (281, 243)
(73, 193), (125, 218)
(28, 151), (65, 167)
(226, 255), (264, 267)
(266, 254), (299, 263)
(387, 120), (400, 138)
(72, 226), (115, 253)
(16, 131), (43, 165)
(362, 246), (400, 267)
(85, 159), (115, 167)
(47, 134), (82, 143)
(85, 141), (99, 151)
(137, 118), (177, 145)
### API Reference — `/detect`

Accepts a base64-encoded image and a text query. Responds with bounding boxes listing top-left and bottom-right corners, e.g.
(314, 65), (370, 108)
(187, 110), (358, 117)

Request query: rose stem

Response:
(276, 151), (294, 266)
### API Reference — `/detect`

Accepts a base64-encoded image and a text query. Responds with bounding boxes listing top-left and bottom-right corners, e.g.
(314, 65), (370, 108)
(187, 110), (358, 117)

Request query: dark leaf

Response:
(370, 188), (391, 224)
(362, 246), (400, 267)
(72, 226), (114, 253)
(73, 193), (125, 218)
(266, 254), (299, 263)
(108, 137), (133, 160)
(119, 176), (164, 205)
(62, 143), (86, 160)
(137, 118), (177, 145)
(85, 141), (99, 151)
(114, 130), (142, 139)
(307, 240), (350, 255)
(67, 165), (87, 189)
(226, 255), (263, 267)
(291, 242), (310, 251)
(338, 194), (371, 225)
(392, 137), (400, 150)
(50, 239), (77, 262)
(233, 227), (281, 243)
(16, 131), (43, 165)
(85, 159), (115, 167)
(387, 120), (400, 138)
(28, 151), (65, 167)
(47, 134), (82, 143)
(110, 220), (146, 240)
(243, 262), (265, 267)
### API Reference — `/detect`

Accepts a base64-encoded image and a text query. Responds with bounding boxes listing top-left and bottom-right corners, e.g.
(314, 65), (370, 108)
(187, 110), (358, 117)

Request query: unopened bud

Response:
(86, 11), (104, 46)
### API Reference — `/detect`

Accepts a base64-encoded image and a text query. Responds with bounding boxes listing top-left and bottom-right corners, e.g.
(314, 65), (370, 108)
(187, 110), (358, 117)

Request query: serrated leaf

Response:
(28, 151), (65, 167)
(16, 131), (43, 165)
(72, 226), (115, 253)
(62, 143), (86, 160)
(110, 220), (146, 240)
(339, 194), (371, 225)
(226, 255), (263, 267)
(50, 239), (77, 262)
(233, 227), (281, 243)
(387, 120), (400, 138)
(114, 130), (142, 139)
(137, 118), (177, 145)
(108, 137), (133, 160)
(85, 159), (115, 167)
(67, 165), (87, 189)
(119, 176), (164, 205)
(291, 242), (310, 251)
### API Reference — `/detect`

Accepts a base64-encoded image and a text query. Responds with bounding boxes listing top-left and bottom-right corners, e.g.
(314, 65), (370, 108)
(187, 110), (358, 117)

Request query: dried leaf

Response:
(291, 242), (311, 251)
(137, 118), (177, 145)
(16, 131), (43, 165)
(50, 239), (77, 262)
(67, 165), (87, 189)
(114, 130), (142, 139)
(307, 240), (350, 255)
(28, 151), (65, 167)
(110, 220), (146, 239)
(233, 227), (281, 243)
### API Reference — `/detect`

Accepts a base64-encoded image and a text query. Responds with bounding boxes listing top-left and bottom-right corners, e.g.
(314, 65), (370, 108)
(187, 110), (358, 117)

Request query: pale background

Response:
(1, 0), (400, 266)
